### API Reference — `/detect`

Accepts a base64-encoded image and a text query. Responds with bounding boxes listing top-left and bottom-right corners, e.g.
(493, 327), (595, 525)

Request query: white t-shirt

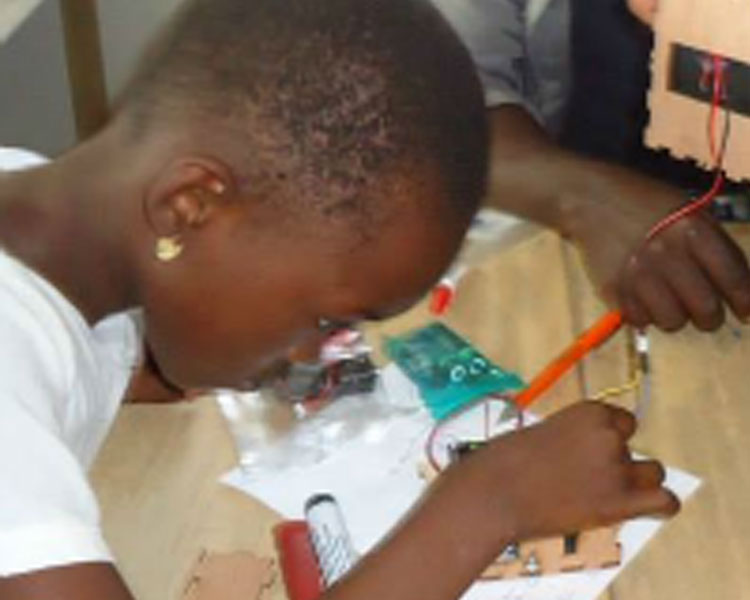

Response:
(0, 148), (142, 576)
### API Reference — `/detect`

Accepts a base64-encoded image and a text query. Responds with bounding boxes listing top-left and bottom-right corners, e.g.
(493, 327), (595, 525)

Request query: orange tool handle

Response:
(514, 310), (624, 410)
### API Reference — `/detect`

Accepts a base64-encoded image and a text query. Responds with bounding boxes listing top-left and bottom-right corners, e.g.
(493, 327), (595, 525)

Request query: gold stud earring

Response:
(155, 236), (183, 262)
(209, 180), (227, 195)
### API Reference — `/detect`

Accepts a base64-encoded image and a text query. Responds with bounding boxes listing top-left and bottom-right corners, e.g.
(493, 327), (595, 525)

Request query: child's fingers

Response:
(604, 404), (637, 441)
(620, 487), (681, 520)
(628, 459), (666, 490)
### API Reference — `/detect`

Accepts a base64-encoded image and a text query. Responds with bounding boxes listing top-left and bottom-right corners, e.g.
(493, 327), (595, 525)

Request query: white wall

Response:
(0, 1), (74, 155)
(97, 0), (185, 99)
(0, 0), (185, 156)
(0, 0), (43, 43)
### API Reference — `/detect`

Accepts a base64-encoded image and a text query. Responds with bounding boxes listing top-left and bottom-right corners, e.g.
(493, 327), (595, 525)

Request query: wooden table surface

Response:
(91, 227), (750, 600)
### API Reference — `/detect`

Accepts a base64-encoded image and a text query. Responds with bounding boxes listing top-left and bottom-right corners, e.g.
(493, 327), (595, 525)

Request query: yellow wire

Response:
(588, 329), (642, 402)
(589, 369), (641, 402)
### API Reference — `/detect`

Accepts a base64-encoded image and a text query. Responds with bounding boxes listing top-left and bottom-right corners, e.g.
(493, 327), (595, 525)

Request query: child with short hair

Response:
(0, 0), (678, 598)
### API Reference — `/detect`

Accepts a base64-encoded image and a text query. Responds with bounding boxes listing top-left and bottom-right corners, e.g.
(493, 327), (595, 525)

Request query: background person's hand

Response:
(487, 105), (750, 334)
(445, 402), (679, 542)
(569, 171), (750, 331)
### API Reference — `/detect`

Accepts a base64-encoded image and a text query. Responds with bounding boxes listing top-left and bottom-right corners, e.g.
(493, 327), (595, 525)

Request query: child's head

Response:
(109, 0), (487, 389)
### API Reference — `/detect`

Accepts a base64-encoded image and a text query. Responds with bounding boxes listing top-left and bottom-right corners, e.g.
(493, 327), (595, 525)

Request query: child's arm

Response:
(0, 402), (677, 600)
(0, 563), (134, 600)
(323, 401), (678, 600)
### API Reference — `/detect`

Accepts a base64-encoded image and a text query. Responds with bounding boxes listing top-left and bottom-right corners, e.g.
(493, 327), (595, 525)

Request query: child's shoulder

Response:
(0, 250), (87, 390)
(0, 250), (142, 461)
(0, 250), (141, 387)
(0, 146), (48, 171)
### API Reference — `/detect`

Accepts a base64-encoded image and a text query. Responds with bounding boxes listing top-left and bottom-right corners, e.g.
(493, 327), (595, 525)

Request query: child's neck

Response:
(0, 136), (137, 324)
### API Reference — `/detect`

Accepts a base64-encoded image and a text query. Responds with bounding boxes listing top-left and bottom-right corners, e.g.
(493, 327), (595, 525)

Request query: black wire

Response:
(717, 105), (732, 173)
(703, 57), (732, 175)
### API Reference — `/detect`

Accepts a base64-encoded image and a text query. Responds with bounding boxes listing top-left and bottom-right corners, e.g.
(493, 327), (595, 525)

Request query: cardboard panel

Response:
(646, 0), (750, 181)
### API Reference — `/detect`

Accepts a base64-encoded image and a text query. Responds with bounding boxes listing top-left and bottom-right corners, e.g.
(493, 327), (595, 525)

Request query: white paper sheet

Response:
(222, 366), (701, 600)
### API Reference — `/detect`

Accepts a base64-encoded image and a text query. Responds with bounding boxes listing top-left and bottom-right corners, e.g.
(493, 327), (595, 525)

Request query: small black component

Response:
(274, 356), (378, 404)
(711, 192), (750, 222)
(670, 44), (750, 118)
(498, 543), (521, 563)
(331, 355), (378, 398)
(275, 362), (328, 404)
(564, 533), (579, 555)
(447, 440), (487, 463)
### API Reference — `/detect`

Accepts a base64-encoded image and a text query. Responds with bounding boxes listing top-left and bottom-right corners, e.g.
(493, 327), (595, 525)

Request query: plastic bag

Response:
(216, 364), (424, 477)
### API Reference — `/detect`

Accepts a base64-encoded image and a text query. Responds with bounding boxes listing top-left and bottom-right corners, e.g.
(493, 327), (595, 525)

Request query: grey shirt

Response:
(430, 0), (571, 136)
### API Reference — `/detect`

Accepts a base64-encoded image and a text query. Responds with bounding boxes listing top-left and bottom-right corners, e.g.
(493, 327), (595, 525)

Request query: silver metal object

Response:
(305, 493), (358, 587)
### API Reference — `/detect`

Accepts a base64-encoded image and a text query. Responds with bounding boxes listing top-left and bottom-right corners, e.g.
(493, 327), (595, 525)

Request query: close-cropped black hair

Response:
(120, 0), (487, 236)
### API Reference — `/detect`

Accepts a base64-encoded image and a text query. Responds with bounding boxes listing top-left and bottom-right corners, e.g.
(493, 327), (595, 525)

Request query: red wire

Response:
(428, 57), (730, 468)
(483, 397), (490, 439)
(511, 54), (730, 416)
(425, 395), (513, 473)
(645, 54), (728, 242)
(425, 419), (443, 473)
(645, 171), (725, 240)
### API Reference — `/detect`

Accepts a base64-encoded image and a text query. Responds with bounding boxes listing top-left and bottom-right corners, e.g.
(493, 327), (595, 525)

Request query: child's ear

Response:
(143, 156), (235, 237)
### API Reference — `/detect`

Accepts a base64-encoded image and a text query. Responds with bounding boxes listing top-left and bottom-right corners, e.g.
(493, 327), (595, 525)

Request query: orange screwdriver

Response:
(514, 310), (624, 410)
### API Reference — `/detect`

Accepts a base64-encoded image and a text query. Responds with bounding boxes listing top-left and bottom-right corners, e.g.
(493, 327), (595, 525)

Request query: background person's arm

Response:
(486, 105), (750, 331)
(428, 0), (750, 331)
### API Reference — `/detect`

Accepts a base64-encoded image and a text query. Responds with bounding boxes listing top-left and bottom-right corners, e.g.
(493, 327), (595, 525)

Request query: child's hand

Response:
(447, 401), (679, 543)
(325, 403), (677, 600)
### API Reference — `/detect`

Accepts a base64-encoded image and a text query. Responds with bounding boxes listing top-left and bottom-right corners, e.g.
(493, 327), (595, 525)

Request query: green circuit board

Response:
(384, 322), (524, 420)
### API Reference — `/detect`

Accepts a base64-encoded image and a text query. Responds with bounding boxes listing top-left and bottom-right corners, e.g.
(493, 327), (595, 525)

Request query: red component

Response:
(430, 284), (455, 316)
(273, 520), (324, 600)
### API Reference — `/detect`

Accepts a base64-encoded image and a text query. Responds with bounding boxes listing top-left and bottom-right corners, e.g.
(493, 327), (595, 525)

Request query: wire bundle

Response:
(646, 54), (731, 240)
